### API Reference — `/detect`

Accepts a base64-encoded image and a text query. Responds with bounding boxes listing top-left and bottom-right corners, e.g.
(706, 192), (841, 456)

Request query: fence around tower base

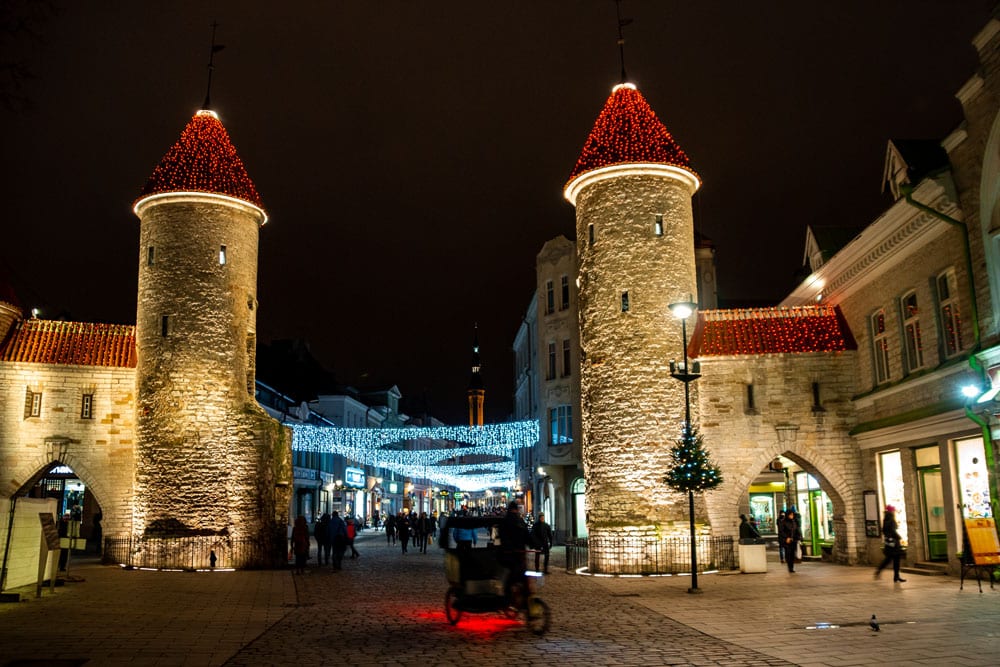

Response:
(103, 535), (286, 570)
(565, 535), (737, 575)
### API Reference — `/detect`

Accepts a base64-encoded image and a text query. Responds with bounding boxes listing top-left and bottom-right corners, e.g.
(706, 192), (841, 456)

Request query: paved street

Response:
(2, 530), (1000, 666)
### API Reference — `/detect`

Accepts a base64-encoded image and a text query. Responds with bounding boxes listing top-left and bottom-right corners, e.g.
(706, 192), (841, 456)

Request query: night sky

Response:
(1, 1), (995, 424)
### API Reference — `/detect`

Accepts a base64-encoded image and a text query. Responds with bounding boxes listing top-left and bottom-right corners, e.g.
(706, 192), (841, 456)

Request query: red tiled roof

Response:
(566, 83), (697, 186)
(136, 110), (264, 211)
(690, 306), (856, 356)
(0, 319), (136, 367)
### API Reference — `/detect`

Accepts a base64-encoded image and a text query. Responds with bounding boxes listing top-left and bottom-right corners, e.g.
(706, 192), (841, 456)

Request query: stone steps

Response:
(901, 560), (948, 576)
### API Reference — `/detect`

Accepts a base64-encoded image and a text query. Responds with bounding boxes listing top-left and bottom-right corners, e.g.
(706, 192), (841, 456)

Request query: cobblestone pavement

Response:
(2, 531), (999, 666)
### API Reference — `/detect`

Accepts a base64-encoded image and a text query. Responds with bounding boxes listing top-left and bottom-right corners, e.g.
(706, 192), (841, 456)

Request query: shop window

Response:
(870, 309), (890, 385)
(955, 437), (991, 518)
(878, 450), (908, 542)
(899, 291), (925, 373)
(936, 269), (963, 358)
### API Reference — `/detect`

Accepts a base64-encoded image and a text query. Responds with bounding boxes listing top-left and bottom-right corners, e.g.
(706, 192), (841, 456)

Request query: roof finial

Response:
(202, 20), (226, 110)
(615, 0), (632, 84)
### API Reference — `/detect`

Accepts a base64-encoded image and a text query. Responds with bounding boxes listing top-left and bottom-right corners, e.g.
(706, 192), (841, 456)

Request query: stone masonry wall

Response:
(574, 174), (697, 537)
(134, 196), (287, 548)
(0, 362), (136, 537)
(696, 352), (865, 563)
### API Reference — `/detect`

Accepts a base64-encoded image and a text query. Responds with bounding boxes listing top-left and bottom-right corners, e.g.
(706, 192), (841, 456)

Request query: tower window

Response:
(24, 388), (41, 419)
(560, 275), (570, 310)
(147, 246), (155, 266)
(545, 280), (555, 315)
(812, 382), (825, 412)
(621, 291), (630, 312)
(745, 383), (757, 414)
(588, 223), (595, 246)
(654, 214), (664, 236)
(81, 393), (94, 419)
(161, 315), (170, 338)
(219, 245), (227, 265)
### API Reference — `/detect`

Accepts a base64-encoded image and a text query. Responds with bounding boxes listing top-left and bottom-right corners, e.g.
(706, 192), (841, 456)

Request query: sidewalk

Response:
(1, 531), (998, 666)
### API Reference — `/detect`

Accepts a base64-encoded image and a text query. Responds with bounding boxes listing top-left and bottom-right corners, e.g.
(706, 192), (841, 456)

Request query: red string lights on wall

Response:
(0, 319), (136, 367)
(693, 305), (857, 356)
(566, 83), (698, 186)
(136, 110), (264, 211)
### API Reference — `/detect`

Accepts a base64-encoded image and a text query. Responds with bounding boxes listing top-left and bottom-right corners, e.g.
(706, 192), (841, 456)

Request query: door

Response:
(920, 468), (947, 561)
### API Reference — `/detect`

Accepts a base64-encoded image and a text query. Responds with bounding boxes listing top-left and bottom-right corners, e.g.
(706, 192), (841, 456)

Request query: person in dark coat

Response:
(499, 501), (530, 601)
(874, 505), (906, 582)
(739, 514), (761, 543)
(385, 513), (397, 545)
(778, 509), (802, 573)
(315, 513), (332, 565)
(530, 512), (554, 574)
(329, 511), (348, 570)
(397, 513), (411, 554)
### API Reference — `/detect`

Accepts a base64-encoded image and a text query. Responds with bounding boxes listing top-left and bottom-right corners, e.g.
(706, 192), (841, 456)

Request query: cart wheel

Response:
(525, 596), (550, 635)
(445, 587), (463, 625)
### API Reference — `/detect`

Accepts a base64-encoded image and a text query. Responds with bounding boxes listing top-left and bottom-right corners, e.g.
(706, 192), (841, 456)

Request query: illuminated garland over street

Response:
(290, 421), (539, 491)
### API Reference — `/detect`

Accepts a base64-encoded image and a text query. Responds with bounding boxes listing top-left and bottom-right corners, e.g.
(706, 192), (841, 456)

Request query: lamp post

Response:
(669, 298), (702, 593)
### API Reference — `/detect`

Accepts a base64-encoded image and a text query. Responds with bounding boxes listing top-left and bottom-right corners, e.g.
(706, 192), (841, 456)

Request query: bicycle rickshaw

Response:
(438, 515), (551, 635)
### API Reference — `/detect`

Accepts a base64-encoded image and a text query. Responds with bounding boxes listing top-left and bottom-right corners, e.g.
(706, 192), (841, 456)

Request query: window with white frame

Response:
(899, 291), (924, 373)
(871, 309), (890, 385)
(81, 393), (94, 419)
(549, 405), (572, 445)
(24, 388), (41, 419)
(936, 269), (963, 357)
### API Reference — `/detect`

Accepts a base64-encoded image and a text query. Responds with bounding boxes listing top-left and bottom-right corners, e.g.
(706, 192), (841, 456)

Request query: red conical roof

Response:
(136, 110), (265, 212)
(565, 83), (698, 197)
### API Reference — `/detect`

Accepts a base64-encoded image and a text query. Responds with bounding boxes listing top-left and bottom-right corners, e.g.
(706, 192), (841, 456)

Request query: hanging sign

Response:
(345, 467), (365, 488)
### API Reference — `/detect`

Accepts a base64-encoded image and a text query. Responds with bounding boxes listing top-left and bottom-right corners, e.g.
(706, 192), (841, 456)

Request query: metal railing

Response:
(103, 535), (285, 570)
(565, 535), (737, 575)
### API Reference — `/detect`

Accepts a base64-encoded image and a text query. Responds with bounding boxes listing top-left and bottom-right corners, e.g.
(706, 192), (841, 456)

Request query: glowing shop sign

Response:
(345, 467), (365, 488)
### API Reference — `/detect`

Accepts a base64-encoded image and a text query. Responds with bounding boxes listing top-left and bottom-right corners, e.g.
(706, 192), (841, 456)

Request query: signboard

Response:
(388, 482), (398, 494)
(345, 467), (365, 488)
(964, 518), (1000, 565)
(38, 513), (60, 551)
(453, 492), (464, 500)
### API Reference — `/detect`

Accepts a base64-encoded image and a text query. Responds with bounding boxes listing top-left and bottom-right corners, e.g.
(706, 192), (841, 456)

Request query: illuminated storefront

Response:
(795, 471), (834, 557)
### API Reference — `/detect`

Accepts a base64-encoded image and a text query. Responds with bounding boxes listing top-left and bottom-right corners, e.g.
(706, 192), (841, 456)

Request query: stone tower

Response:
(467, 326), (485, 427)
(564, 83), (702, 571)
(132, 110), (291, 565)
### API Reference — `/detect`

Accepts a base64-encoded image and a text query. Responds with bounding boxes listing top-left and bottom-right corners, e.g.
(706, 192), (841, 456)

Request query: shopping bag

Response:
(794, 543), (802, 561)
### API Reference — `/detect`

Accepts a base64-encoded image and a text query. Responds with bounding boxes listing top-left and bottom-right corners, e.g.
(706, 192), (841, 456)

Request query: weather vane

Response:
(615, 0), (633, 83)
(203, 20), (226, 110)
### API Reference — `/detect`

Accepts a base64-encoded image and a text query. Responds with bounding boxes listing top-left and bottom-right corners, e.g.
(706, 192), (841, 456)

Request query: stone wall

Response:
(574, 173), (698, 542)
(0, 362), (136, 537)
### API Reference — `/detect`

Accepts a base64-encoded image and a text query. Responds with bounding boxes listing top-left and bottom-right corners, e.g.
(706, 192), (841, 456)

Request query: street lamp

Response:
(669, 298), (702, 593)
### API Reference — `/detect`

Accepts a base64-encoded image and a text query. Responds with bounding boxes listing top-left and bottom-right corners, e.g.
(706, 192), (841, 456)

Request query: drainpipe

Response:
(902, 182), (997, 515)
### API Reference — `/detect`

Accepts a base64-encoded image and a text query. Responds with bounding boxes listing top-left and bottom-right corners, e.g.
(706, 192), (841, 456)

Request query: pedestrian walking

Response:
(346, 517), (360, 559)
(776, 509), (787, 563)
(315, 513), (332, 565)
(329, 511), (348, 570)
(778, 509), (802, 573)
(290, 515), (310, 575)
(874, 505), (906, 582)
(397, 512), (411, 554)
(385, 513), (397, 545)
(531, 512), (553, 574)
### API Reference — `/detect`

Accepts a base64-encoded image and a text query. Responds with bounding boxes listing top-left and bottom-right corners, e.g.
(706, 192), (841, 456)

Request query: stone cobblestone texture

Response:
(3, 534), (1000, 666)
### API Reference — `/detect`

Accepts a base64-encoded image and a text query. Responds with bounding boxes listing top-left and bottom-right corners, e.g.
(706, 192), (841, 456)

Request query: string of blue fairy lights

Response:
(290, 420), (539, 491)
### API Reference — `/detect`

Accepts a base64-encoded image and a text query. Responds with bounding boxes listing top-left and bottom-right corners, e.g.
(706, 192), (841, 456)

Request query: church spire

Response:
(467, 325), (485, 427)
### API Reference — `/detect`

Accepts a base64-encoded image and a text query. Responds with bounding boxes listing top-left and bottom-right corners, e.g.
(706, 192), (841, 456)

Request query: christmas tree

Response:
(664, 425), (723, 493)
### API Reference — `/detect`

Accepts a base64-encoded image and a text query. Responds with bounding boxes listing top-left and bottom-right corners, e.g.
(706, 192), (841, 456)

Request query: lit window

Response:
(219, 245), (227, 265)
(549, 405), (573, 445)
(547, 341), (556, 380)
(560, 275), (570, 311)
(81, 393), (93, 419)
(545, 280), (555, 315)
(871, 309), (890, 385)
(654, 214), (664, 236)
(900, 291), (924, 372)
(562, 339), (571, 377)
(936, 270), (963, 357)
(621, 291), (630, 312)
